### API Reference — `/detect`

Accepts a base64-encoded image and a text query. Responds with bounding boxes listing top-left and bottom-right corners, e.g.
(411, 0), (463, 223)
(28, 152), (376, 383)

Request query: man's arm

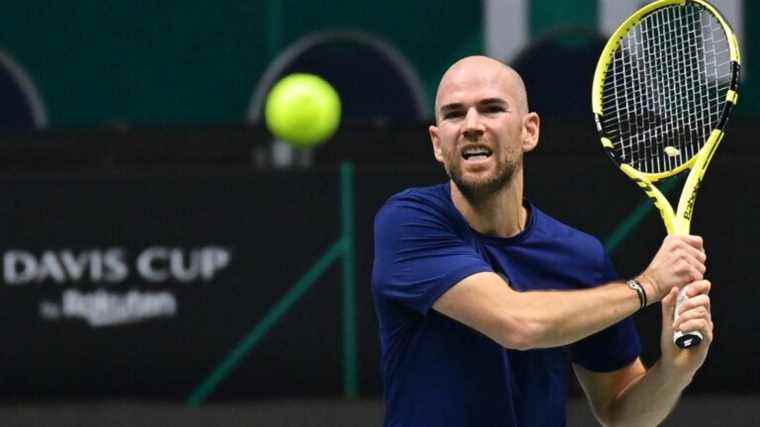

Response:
(574, 359), (685, 427)
(573, 280), (713, 427)
(434, 271), (641, 349)
(433, 235), (705, 350)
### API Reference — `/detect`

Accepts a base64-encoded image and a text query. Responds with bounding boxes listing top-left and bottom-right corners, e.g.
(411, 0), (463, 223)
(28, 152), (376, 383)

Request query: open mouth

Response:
(461, 146), (493, 161)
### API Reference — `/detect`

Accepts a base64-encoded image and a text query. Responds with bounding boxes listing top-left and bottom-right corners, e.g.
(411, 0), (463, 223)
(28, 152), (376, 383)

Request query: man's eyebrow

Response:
(440, 98), (509, 113)
(439, 102), (464, 114)
(478, 98), (508, 106)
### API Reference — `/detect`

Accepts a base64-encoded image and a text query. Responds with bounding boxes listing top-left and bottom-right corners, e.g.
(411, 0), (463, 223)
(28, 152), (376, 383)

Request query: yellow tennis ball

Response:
(264, 73), (342, 148)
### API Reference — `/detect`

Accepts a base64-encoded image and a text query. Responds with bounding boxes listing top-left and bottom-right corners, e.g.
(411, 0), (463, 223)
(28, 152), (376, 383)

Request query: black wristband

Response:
(627, 279), (647, 310)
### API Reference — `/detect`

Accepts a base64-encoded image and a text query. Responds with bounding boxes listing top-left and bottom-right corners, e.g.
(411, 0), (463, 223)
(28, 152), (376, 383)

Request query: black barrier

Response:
(0, 171), (350, 400)
(0, 126), (757, 402)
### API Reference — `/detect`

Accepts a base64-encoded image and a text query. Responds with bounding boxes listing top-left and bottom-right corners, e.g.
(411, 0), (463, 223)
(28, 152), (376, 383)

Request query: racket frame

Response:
(591, 0), (741, 347)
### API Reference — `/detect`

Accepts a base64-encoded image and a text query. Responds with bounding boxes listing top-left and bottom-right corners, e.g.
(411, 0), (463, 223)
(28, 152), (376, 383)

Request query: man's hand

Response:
(659, 280), (713, 381)
(639, 235), (706, 302)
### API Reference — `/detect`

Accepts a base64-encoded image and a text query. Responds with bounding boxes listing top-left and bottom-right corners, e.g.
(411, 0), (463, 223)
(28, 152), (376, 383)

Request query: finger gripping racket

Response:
(591, 0), (741, 348)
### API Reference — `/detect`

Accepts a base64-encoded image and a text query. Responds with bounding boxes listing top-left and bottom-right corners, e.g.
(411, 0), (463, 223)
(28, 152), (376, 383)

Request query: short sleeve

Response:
(372, 195), (492, 315)
(570, 252), (641, 372)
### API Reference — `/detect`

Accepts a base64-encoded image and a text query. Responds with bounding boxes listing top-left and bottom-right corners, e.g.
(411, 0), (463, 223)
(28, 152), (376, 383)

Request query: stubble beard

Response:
(447, 154), (521, 206)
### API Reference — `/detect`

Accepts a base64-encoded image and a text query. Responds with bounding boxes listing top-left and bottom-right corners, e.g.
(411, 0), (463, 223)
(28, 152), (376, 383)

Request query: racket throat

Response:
(620, 164), (678, 234)
(673, 134), (723, 234)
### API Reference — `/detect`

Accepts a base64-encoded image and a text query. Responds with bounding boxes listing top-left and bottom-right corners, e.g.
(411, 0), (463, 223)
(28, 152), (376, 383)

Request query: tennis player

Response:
(372, 56), (713, 426)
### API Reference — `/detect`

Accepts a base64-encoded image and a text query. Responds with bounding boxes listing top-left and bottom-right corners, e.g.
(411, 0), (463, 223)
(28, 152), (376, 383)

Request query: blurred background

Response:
(0, 1), (757, 426)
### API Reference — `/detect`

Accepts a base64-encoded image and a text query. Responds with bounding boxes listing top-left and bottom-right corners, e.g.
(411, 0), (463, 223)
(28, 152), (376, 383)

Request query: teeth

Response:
(462, 147), (492, 159)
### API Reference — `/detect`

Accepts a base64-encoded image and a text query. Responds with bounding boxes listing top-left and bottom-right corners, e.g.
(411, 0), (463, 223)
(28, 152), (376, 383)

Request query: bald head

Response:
(434, 56), (529, 122)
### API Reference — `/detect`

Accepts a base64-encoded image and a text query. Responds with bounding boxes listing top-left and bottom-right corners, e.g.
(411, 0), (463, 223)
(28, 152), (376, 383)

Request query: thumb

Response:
(661, 287), (679, 334)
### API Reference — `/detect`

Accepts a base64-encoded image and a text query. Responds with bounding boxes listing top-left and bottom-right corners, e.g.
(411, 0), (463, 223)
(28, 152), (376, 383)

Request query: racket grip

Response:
(673, 287), (703, 348)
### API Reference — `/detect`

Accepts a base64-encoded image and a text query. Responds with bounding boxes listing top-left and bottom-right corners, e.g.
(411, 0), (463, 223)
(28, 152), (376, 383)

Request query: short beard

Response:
(448, 157), (520, 206)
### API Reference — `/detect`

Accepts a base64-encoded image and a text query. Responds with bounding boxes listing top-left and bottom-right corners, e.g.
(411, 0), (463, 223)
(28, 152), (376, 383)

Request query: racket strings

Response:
(625, 7), (706, 170)
(600, 4), (732, 174)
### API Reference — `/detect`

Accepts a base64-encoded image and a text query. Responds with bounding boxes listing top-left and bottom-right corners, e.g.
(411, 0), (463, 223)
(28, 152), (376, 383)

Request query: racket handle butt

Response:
(674, 330), (703, 349)
(673, 287), (703, 348)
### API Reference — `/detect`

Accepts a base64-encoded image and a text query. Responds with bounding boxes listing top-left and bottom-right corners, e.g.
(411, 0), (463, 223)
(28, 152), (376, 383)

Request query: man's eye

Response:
(444, 111), (464, 119)
(483, 105), (505, 114)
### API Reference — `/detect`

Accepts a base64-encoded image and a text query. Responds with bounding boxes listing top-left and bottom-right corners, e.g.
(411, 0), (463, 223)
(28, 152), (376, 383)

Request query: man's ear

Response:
(522, 112), (540, 152)
(429, 124), (445, 163)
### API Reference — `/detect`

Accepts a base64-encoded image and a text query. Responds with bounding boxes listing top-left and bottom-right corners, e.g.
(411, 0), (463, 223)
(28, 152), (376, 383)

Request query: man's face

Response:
(429, 63), (532, 201)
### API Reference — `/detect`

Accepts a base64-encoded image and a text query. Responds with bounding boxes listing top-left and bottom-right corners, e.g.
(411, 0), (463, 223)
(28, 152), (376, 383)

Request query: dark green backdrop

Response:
(1, 1), (758, 127)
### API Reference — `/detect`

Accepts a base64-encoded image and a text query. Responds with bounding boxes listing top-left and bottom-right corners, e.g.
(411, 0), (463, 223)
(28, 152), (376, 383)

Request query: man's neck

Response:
(450, 174), (527, 238)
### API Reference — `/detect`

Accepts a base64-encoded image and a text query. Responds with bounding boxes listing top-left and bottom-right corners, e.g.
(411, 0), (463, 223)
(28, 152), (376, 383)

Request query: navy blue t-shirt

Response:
(372, 183), (640, 427)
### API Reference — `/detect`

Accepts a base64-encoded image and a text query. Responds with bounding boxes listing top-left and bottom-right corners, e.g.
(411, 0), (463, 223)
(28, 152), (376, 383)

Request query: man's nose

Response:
(462, 108), (485, 140)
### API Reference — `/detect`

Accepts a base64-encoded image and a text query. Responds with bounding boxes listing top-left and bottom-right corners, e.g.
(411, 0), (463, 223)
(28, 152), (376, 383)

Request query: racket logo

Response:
(682, 178), (701, 221)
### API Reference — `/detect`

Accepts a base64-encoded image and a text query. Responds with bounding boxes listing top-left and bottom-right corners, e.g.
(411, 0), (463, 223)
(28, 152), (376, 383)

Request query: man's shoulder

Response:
(376, 183), (451, 218)
(386, 183), (449, 205)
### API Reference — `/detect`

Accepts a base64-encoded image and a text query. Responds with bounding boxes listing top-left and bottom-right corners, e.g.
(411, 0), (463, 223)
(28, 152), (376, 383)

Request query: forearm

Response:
(603, 360), (690, 427)
(433, 272), (647, 350)
(510, 281), (641, 348)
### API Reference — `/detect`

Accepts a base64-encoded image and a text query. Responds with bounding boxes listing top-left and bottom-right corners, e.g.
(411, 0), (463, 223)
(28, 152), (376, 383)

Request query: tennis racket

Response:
(591, 0), (741, 348)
